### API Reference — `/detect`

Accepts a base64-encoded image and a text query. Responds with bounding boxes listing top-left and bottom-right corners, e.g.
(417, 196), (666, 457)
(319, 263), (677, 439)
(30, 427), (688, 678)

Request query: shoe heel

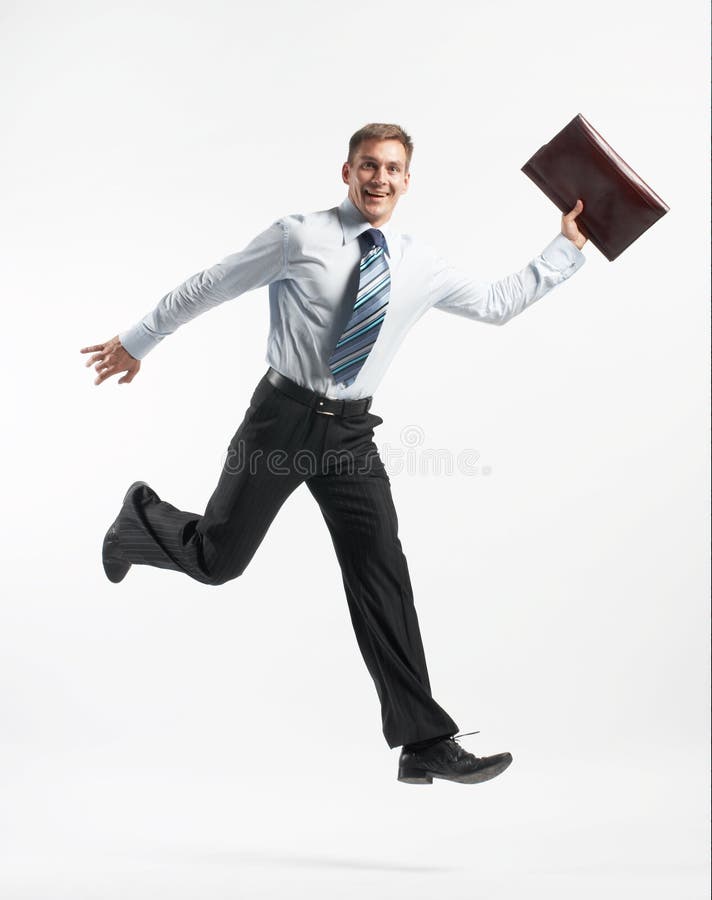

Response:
(398, 767), (433, 785)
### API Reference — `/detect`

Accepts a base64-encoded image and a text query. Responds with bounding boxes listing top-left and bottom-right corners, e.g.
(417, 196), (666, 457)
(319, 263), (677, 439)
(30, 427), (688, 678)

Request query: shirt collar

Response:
(338, 195), (396, 258)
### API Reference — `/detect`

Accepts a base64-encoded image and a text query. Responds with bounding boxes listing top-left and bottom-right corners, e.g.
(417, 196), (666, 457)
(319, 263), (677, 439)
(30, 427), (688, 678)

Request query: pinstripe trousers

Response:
(115, 370), (458, 748)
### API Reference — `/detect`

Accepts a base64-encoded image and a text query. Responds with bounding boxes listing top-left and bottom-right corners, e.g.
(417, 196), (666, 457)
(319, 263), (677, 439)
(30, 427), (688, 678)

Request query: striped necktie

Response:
(328, 227), (390, 387)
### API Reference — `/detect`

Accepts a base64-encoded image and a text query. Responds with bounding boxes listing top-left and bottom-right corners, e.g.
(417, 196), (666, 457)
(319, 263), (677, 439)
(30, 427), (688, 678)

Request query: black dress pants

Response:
(115, 370), (459, 748)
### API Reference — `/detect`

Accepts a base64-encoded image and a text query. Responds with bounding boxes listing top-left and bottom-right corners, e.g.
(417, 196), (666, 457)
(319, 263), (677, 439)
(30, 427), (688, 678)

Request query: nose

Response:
(372, 165), (388, 184)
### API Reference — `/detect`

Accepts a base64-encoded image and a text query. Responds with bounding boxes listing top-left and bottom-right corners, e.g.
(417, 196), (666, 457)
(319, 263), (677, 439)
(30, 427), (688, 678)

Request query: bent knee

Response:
(201, 563), (248, 587)
(196, 534), (256, 585)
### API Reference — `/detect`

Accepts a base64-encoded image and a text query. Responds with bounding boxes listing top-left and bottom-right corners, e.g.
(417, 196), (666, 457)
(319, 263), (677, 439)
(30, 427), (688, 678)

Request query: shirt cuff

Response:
(118, 323), (164, 360)
(540, 232), (586, 274)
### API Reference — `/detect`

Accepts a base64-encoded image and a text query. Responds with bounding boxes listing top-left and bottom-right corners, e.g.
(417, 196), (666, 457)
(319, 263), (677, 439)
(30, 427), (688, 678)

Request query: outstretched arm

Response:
(431, 201), (587, 325)
(80, 219), (288, 386)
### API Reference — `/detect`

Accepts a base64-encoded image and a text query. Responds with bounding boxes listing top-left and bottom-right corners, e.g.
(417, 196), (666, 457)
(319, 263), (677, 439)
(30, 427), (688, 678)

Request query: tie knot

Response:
(361, 228), (388, 255)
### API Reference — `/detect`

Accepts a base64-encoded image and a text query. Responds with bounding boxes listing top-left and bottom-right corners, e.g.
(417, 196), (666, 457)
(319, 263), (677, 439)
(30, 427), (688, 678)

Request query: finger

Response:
(80, 344), (105, 354)
(86, 353), (107, 368)
(94, 367), (116, 385)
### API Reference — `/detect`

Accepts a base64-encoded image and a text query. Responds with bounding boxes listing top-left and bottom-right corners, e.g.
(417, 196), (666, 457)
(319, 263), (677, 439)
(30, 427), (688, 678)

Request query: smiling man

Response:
(81, 122), (587, 786)
(345, 137), (411, 226)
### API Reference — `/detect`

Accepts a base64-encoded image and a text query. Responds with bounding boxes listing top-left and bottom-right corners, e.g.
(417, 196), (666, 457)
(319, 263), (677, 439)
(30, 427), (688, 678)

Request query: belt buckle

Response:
(316, 398), (335, 416)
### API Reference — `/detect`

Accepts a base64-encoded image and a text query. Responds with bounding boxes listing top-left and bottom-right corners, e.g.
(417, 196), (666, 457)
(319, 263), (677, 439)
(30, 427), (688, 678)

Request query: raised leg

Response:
(112, 376), (312, 585)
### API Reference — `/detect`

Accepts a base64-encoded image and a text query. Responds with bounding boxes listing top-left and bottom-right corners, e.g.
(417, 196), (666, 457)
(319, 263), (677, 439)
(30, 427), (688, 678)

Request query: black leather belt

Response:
(265, 368), (372, 417)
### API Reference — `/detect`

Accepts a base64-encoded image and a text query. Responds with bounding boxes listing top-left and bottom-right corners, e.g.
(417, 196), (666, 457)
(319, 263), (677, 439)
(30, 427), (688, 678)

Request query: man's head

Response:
(342, 123), (413, 227)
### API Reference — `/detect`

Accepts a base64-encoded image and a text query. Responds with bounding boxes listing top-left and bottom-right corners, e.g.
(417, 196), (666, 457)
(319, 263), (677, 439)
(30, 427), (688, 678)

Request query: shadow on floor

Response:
(125, 846), (458, 874)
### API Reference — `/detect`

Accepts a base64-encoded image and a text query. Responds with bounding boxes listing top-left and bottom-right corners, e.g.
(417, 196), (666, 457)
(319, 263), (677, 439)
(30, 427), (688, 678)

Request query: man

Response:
(81, 123), (587, 786)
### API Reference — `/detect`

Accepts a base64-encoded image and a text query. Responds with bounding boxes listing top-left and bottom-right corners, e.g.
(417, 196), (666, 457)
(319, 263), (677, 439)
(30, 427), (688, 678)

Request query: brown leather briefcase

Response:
(521, 113), (669, 261)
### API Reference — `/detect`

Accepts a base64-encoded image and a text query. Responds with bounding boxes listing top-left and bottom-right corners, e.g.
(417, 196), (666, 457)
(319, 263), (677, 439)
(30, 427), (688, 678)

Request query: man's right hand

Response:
(80, 335), (141, 386)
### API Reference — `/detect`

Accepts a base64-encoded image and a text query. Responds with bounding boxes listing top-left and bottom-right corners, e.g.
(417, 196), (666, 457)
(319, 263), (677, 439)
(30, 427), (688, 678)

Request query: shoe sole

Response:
(398, 773), (434, 785)
(102, 481), (151, 583)
(398, 753), (513, 785)
(102, 527), (131, 583)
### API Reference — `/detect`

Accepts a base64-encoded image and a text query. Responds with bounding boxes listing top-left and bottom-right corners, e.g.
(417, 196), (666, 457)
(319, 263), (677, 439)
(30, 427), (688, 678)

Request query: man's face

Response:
(341, 138), (410, 227)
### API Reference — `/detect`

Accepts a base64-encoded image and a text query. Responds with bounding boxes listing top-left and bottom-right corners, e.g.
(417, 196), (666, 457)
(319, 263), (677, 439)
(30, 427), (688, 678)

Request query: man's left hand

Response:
(561, 199), (588, 250)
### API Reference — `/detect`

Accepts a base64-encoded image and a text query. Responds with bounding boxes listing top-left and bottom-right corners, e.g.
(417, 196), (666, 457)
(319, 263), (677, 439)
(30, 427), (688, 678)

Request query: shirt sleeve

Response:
(118, 219), (289, 359)
(429, 232), (586, 326)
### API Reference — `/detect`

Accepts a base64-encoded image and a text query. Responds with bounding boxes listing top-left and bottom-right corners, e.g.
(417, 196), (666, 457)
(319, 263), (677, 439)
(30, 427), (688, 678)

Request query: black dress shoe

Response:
(397, 737), (513, 785)
(102, 519), (131, 583)
(101, 481), (150, 584)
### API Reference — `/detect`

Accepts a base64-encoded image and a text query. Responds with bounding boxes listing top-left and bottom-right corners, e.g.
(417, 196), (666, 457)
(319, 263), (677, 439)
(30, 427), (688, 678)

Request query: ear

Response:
(402, 170), (411, 193)
(341, 162), (350, 185)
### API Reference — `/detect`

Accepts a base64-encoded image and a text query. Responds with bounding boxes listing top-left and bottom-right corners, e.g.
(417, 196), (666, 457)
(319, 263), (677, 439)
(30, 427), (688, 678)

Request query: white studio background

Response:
(1, 1), (709, 898)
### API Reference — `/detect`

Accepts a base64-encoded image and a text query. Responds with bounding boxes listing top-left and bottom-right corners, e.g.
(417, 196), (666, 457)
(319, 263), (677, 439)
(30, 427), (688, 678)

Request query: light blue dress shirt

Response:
(119, 195), (586, 400)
